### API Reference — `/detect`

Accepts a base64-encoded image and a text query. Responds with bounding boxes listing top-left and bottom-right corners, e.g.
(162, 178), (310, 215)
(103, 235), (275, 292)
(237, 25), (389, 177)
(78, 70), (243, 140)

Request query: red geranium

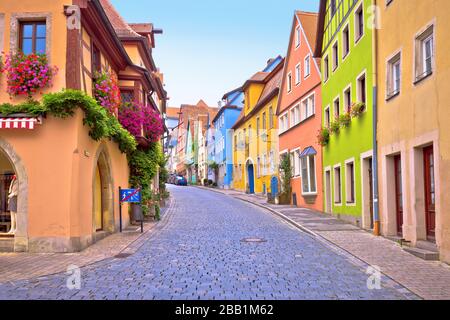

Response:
(2, 51), (58, 98)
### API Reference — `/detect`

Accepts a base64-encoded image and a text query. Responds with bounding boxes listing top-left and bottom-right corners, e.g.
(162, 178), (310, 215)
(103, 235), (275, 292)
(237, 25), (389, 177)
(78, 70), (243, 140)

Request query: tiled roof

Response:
(100, 0), (143, 39)
(295, 11), (320, 66)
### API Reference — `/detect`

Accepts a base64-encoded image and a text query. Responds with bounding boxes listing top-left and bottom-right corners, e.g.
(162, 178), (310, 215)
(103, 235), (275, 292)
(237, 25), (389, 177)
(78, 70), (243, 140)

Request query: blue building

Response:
(212, 90), (243, 188)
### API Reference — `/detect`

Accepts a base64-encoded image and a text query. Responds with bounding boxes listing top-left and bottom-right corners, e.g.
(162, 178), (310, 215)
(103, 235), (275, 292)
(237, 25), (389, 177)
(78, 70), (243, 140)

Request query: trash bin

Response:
(131, 203), (144, 222)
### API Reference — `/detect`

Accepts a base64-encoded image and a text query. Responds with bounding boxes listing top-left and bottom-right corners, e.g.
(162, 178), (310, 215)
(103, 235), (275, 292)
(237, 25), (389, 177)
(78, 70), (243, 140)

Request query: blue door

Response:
(247, 164), (255, 194)
(271, 176), (278, 198)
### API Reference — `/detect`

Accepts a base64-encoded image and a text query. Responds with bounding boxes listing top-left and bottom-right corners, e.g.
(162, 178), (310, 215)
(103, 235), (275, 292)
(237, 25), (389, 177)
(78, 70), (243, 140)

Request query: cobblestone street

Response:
(0, 185), (416, 300)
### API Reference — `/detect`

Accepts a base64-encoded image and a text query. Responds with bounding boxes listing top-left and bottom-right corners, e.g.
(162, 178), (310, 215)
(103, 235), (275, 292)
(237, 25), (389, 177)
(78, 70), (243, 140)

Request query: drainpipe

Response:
(372, 0), (380, 236)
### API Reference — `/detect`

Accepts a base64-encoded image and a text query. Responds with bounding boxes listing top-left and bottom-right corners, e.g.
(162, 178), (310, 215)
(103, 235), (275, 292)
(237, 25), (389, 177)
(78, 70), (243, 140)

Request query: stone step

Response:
(0, 237), (14, 252)
(403, 246), (440, 261)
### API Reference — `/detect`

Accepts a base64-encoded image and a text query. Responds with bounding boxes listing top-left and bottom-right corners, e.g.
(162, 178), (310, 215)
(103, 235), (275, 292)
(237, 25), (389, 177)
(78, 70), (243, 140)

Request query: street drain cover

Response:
(114, 253), (132, 259)
(241, 237), (267, 243)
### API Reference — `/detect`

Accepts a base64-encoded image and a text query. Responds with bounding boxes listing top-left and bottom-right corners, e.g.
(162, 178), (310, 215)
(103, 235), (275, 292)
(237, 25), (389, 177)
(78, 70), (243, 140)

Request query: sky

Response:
(111, 0), (320, 108)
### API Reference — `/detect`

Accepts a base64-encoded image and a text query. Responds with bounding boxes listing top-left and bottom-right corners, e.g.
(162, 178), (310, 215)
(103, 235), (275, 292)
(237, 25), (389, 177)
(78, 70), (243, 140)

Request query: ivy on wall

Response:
(0, 89), (137, 154)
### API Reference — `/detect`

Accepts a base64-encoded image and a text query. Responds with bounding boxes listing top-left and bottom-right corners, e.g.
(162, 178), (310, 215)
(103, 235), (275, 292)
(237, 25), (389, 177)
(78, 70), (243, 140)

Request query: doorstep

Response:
(402, 240), (440, 261)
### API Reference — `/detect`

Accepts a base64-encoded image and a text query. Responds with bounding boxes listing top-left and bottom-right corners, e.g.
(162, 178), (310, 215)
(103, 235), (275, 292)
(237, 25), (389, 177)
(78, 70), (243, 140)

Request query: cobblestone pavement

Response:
(201, 187), (450, 300)
(0, 185), (417, 300)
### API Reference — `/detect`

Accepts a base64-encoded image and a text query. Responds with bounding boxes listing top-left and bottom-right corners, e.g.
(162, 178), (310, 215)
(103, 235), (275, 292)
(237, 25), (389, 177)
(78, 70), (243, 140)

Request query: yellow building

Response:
(232, 60), (284, 195)
(377, 0), (450, 263)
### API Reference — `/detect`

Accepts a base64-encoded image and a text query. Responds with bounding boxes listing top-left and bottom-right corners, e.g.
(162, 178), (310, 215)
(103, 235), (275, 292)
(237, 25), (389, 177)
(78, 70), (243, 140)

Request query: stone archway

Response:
(245, 158), (255, 194)
(0, 138), (28, 252)
(92, 144), (114, 240)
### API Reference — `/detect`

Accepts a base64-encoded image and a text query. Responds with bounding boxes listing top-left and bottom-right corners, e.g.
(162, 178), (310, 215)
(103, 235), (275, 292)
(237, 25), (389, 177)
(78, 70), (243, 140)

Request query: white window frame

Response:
(342, 22), (350, 60)
(301, 154), (317, 195)
(332, 40), (339, 72)
(295, 63), (301, 85)
(287, 72), (292, 93)
(386, 50), (401, 100)
(324, 105), (331, 127)
(345, 158), (356, 205)
(304, 54), (311, 79)
(354, 2), (365, 45)
(333, 95), (341, 119)
(301, 92), (315, 121)
(323, 54), (330, 83)
(343, 84), (352, 113)
(356, 69), (368, 106)
(295, 25), (301, 49)
(333, 164), (342, 205)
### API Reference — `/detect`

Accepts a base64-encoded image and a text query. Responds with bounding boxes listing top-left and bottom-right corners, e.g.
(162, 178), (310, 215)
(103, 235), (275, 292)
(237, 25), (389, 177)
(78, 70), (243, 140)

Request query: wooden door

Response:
(423, 146), (436, 239)
(325, 171), (332, 213)
(394, 155), (403, 235)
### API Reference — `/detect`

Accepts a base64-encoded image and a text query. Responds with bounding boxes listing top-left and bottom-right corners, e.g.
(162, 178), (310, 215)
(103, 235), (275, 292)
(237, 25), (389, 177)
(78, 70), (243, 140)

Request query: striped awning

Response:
(0, 117), (41, 130)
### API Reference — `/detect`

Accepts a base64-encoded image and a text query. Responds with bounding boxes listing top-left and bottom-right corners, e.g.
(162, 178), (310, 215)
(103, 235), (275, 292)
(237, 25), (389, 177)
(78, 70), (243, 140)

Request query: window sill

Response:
(413, 70), (433, 85)
(386, 91), (400, 102)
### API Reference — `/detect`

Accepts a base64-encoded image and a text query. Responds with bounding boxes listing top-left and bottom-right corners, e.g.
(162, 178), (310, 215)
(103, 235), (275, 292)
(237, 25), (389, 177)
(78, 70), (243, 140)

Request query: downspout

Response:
(372, 0), (380, 236)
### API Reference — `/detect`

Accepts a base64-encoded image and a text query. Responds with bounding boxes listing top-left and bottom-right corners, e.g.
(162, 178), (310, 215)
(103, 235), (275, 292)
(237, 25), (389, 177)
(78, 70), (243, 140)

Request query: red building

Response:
(277, 11), (323, 211)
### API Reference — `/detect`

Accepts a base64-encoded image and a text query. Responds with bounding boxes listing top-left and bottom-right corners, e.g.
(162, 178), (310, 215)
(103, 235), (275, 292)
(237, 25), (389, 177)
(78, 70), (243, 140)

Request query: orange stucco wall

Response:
(0, 1), (131, 252)
(277, 14), (323, 211)
(0, 110), (130, 252)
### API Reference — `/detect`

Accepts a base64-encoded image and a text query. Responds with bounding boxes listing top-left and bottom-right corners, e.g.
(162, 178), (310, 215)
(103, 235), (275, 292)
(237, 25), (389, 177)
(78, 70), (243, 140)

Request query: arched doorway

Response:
(0, 150), (15, 235)
(0, 138), (28, 252)
(93, 148), (114, 236)
(246, 159), (255, 194)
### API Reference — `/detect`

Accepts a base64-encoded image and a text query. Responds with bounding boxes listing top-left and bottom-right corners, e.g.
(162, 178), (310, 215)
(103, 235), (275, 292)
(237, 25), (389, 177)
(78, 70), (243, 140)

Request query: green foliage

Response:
(0, 89), (137, 154)
(350, 102), (366, 118)
(0, 100), (46, 116)
(330, 120), (341, 134)
(339, 112), (352, 128)
(317, 127), (331, 146)
(128, 142), (164, 216)
(279, 153), (292, 196)
(155, 204), (161, 221)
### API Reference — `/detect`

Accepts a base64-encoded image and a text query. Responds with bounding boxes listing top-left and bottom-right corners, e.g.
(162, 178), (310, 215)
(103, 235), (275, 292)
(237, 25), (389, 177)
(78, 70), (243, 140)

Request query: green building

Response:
(315, 0), (375, 230)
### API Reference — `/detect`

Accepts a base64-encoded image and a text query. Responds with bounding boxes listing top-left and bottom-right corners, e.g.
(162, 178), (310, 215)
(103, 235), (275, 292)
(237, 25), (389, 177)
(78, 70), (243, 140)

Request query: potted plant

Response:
(317, 127), (330, 146)
(2, 51), (58, 98)
(350, 102), (366, 118)
(339, 112), (352, 128)
(330, 119), (341, 134)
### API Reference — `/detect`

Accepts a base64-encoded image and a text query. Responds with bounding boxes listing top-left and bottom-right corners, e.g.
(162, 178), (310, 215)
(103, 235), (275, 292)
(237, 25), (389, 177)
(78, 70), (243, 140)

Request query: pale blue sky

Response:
(111, 0), (320, 107)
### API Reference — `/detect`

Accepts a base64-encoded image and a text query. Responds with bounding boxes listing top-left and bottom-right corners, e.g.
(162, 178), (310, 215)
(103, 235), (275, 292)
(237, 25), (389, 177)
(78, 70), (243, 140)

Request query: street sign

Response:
(120, 188), (141, 203)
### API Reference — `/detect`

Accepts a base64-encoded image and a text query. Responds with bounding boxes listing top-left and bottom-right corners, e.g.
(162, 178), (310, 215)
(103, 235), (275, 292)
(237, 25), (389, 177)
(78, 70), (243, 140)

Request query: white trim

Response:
(354, 1), (365, 46)
(344, 157), (356, 206)
(341, 22), (351, 62)
(333, 163), (343, 206)
(294, 14), (321, 76)
(385, 48), (402, 100)
(323, 54), (330, 84)
(343, 83), (352, 113)
(333, 94), (341, 118)
(304, 54), (311, 79)
(356, 69), (368, 108)
(286, 71), (293, 93)
(295, 63), (301, 86)
(331, 39), (339, 73)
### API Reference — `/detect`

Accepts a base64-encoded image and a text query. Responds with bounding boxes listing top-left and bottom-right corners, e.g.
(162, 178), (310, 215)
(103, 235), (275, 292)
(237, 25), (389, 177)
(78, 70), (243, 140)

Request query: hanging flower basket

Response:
(119, 102), (164, 143)
(350, 102), (366, 118)
(2, 51), (58, 98)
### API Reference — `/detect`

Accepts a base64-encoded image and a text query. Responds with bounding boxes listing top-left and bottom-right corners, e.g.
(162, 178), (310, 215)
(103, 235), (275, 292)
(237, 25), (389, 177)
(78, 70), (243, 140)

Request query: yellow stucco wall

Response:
(233, 91), (279, 194)
(0, 0), (68, 103)
(377, 0), (450, 263)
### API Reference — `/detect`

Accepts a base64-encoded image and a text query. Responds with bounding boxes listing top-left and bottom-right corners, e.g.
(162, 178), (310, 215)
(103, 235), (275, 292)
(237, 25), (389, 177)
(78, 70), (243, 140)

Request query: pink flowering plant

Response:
(93, 70), (121, 115)
(2, 51), (58, 98)
(119, 102), (164, 142)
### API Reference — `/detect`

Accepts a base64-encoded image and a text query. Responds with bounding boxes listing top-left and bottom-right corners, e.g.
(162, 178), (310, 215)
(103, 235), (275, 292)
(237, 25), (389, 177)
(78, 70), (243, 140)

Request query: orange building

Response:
(277, 11), (323, 210)
(0, 0), (166, 252)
